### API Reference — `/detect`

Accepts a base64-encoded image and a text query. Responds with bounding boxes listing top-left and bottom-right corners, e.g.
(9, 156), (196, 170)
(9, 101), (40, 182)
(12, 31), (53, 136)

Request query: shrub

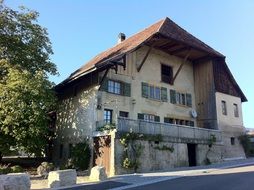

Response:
(10, 165), (24, 173)
(0, 164), (11, 174)
(238, 135), (254, 157)
(70, 140), (91, 170)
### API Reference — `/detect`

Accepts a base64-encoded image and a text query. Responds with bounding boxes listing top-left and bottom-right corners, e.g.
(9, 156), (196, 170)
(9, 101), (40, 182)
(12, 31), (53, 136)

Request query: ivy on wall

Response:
(204, 134), (216, 165)
(119, 132), (175, 171)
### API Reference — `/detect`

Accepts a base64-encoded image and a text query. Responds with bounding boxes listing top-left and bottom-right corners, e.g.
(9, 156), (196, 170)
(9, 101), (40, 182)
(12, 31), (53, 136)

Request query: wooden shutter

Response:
(123, 83), (131, 97)
(100, 77), (108, 91)
(186, 93), (192, 107)
(141, 82), (149, 98)
(137, 113), (144, 120)
(154, 115), (160, 122)
(170, 89), (176, 104)
(161, 87), (168, 102)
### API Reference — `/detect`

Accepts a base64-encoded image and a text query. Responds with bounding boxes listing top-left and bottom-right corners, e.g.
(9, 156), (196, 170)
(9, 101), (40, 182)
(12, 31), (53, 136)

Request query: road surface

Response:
(126, 165), (254, 190)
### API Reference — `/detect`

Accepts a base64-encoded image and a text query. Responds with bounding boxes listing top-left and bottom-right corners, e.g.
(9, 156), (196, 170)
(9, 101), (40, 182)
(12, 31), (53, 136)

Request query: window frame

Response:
(108, 80), (121, 95)
(233, 103), (239, 117)
(104, 109), (113, 124)
(161, 64), (173, 84)
(221, 100), (227, 115)
(231, 137), (235, 145)
(119, 111), (129, 118)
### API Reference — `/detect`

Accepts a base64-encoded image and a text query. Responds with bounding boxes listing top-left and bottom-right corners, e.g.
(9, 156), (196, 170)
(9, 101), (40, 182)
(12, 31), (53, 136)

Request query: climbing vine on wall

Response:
(119, 132), (170, 171)
(204, 134), (216, 165)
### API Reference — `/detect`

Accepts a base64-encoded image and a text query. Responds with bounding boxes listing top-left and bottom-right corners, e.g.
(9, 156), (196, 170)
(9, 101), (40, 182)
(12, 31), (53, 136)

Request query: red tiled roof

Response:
(62, 17), (224, 84)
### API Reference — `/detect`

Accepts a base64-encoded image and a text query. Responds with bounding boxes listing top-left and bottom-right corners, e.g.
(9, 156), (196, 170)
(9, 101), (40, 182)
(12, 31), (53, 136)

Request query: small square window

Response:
(231, 137), (235, 145)
(119, 111), (129, 118)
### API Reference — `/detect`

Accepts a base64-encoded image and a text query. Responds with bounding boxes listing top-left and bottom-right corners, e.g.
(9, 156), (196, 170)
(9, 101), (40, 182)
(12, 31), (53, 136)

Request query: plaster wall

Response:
(98, 46), (196, 125)
(215, 92), (246, 159)
(53, 86), (98, 161)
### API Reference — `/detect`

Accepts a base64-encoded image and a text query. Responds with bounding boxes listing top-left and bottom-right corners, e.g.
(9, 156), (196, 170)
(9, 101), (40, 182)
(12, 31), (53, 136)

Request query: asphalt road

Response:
(126, 165), (254, 190)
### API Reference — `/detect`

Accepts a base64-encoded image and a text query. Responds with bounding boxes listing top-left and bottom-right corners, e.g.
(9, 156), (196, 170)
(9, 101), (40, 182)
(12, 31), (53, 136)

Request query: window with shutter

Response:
(141, 82), (149, 98)
(170, 89), (176, 104)
(100, 77), (109, 91)
(161, 87), (168, 102)
(186, 93), (192, 107)
(124, 83), (131, 97)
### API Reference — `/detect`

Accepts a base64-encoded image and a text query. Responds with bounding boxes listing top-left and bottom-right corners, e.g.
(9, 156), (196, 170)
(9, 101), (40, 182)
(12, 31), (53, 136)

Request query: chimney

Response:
(118, 33), (126, 44)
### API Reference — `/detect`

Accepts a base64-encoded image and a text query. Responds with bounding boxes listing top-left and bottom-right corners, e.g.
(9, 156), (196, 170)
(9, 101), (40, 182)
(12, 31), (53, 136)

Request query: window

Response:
(161, 64), (173, 84)
(164, 117), (194, 127)
(108, 80), (121, 94)
(141, 82), (167, 102)
(138, 113), (160, 122)
(170, 89), (192, 107)
(101, 78), (131, 96)
(231, 137), (235, 145)
(221, 101), (227, 115)
(233, 104), (239, 117)
(119, 111), (128, 118)
(104, 109), (113, 124)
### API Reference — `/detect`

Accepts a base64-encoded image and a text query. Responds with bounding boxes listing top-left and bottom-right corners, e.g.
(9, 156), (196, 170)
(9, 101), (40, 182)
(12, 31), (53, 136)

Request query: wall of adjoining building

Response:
(215, 92), (246, 159)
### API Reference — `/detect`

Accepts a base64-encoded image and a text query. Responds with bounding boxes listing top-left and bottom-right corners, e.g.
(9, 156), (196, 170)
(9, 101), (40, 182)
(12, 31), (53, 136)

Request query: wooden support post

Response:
(137, 45), (154, 72)
(172, 49), (191, 84)
(98, 67), (110, 91)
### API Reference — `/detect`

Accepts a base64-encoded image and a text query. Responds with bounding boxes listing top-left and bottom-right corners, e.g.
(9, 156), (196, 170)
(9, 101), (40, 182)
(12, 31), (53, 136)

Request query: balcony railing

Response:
(96, 118), (222, 143)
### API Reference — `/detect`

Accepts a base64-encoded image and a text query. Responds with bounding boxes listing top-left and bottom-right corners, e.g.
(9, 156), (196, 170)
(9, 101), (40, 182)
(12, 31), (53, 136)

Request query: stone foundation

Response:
(114, 138), (223, 175)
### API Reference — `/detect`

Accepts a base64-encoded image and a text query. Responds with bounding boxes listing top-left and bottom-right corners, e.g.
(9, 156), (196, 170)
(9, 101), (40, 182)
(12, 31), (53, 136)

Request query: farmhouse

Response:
(53, 17), (247, 176)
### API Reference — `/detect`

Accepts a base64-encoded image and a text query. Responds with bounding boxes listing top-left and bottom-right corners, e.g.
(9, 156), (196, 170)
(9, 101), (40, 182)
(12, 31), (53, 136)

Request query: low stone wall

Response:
(0, 173), (30, 190)
(114, 138), (223, 175)
(48, 169), (77, 188)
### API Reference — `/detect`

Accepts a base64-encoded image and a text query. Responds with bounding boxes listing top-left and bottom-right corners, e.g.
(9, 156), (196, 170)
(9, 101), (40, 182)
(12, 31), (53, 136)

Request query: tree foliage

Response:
(0, 3), (57, 157)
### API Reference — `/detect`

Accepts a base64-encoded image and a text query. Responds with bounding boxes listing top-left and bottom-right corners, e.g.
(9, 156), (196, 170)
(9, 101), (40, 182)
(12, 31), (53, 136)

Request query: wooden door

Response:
(93, 136), (111, 175)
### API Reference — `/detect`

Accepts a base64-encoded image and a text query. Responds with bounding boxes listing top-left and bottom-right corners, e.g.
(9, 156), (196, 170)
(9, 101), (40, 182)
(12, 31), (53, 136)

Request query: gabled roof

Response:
(60, 17), (224, 85)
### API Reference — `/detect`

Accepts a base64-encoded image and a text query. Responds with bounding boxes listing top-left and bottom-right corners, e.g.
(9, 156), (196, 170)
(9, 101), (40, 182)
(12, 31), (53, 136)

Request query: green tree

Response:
(0, 3), (57, 159)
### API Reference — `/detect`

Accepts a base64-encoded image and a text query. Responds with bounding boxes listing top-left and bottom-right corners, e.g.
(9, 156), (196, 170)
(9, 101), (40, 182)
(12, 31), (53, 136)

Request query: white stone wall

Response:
(54, 86), (98, 161)
(113, 138), (222, 175)
(215, 92), (246, 159)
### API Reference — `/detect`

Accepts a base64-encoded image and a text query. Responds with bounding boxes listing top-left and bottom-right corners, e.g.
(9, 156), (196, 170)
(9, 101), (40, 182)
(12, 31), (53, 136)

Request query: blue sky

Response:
(6, 0), (254, 128)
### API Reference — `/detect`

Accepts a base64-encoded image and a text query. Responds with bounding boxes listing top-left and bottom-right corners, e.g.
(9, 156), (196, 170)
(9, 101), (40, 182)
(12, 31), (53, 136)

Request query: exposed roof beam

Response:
(98, 67), (110, 91)
(137, 44), (154, 72)
(172, 49), (191, 84)
(170, 46), (191, 54)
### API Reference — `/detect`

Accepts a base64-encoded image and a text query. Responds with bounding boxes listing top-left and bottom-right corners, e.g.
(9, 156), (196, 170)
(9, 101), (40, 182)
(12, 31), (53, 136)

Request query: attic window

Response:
(161, 64), (173, 84)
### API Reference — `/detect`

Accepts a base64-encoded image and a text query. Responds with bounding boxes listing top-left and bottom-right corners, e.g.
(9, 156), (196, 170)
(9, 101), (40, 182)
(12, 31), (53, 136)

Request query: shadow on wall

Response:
(56, 87), (97, 143)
